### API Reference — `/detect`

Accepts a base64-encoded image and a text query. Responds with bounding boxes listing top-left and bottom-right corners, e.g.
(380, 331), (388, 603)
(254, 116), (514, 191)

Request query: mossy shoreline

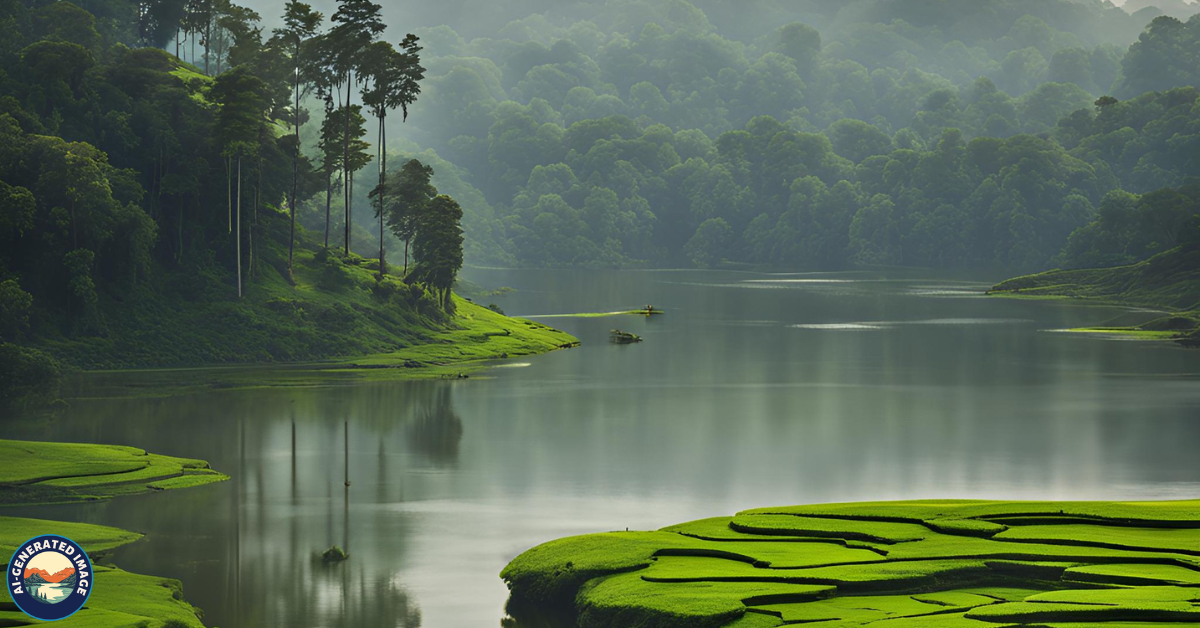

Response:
(1, 441), (227, 626)
(502, 499), (1200, 628)
(54, 296), (578, 399)
(0, 439), (228, 506)
(988, 245), (1200, 346)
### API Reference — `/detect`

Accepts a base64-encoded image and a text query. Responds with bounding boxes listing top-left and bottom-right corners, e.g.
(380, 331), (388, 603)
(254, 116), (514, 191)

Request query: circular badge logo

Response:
(7, 535), (92, 621)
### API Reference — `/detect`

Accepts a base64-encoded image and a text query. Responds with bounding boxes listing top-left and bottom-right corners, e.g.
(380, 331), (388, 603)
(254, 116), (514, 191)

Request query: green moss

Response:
(503, 500), (1200, 628)
(0, 439), (227, 505)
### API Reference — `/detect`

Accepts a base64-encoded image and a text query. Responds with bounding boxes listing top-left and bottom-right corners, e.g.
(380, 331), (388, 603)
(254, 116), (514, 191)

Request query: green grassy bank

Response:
(0, 516), (205, 628)
(989, 245), (1200, 345)
(32, 243), (577, 371)
(502, 499), (1200, 628)
(0, 439), (227, 505)
(0, 440), (226, 626)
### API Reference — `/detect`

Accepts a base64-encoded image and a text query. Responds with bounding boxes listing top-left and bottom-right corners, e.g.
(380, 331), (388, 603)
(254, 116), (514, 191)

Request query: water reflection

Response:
(3, 269), (1200, 627)
(6, 381), (466, 628)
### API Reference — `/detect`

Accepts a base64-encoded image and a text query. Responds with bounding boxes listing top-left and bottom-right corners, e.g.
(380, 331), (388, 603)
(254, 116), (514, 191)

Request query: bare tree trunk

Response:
(343, 71), (352, 256)
(204, 19), (211, 75)
(377, 113), (385, 280)
(236, 156), (242, 298)
(324, 169), (332, 249)
(288, 72), (300, 276)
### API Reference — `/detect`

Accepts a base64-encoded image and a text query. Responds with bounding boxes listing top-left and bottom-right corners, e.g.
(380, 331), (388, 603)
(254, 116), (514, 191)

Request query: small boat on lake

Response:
(610, 329), (643, 344)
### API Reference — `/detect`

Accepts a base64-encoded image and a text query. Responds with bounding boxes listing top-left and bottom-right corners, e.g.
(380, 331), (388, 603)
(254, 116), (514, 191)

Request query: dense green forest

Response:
(360, 0), (1200, 270)
(1, 0), (1199, 394)
(0, 0), (498, 396)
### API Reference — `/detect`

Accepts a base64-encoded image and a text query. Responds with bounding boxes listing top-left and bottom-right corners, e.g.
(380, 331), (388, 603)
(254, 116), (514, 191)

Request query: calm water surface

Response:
(6, 269), (1200, 627)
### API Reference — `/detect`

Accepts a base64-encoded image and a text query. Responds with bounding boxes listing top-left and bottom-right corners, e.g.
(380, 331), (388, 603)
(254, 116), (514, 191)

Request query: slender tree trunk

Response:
(175, 29), (180, 59)
(377, 113), (386, 280)
(324, 169), (332, 248)
(236, 156), (242, 298)
(251, 157), (260, 279)
(227, 156), (232, 232)
(403, 238), (409, 275)
(343, 71), (352, 256)
(288, 66), (300, 276)
(204, 19), (211, 75)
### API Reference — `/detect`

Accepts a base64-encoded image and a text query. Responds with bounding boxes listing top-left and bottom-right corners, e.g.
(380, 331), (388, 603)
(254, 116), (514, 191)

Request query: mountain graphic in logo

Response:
(22, 554), (78, 604)
(23, 567), (76, 583)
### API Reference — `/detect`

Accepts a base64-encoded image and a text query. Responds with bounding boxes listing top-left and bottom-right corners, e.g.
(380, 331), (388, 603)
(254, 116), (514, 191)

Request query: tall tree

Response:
(317, 104), (370, 249)
(211, 67), (267, 297)
(383, 159), (436, 274)
(327, 0), (384, 256)
(273, 0), (323, 276)
(363, 35), (424, 279)
(410, 194), (463, 309)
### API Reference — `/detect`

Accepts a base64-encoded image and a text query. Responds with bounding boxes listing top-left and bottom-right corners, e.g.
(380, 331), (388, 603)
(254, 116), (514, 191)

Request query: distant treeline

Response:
(384, 0), (1200, 270)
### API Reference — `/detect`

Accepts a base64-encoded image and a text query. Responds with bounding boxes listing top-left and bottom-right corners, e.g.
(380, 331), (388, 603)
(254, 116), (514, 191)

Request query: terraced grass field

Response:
(0, 439), (228, 505)
(502, 500), (1200, 628)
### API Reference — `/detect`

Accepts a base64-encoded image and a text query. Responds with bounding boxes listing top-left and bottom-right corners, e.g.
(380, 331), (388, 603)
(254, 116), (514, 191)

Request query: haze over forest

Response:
(2, 0), (1200, 376)
(289, 0), (1200, 270)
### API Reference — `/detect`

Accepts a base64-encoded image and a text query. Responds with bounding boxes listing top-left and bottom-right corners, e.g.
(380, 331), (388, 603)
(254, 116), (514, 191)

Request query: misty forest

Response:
(2, 0), (1200, 627)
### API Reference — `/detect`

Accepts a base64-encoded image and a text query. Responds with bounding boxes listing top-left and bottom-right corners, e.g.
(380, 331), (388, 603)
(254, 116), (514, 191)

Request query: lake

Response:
(6, 269), (1200, 627)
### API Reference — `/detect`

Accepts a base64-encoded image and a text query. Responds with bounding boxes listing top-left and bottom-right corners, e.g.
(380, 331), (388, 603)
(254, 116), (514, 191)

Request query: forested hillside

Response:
(0, 0), (544, 396)
(2, 0), (1199, 391)
(361, 0), (1200, 269)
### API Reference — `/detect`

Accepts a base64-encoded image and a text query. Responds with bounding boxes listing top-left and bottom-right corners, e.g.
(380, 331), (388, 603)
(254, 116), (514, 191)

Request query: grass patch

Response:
(1, 517), (203, 626)
(503, 499), (1200, 628)
(526, 309), (665, 319)
(0, 439), (227, 505)
(1060, 327), (1182, 339)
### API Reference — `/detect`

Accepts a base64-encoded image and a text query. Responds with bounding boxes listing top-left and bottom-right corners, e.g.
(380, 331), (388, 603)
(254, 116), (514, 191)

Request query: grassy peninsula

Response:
(0, 439), (227, 505)
(503, 499), (1200, 628)
(990, 245), (1200, 345)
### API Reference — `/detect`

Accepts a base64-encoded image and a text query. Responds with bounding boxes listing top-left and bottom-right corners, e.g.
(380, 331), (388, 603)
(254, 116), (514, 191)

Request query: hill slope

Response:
(989, 245), (1200, 344)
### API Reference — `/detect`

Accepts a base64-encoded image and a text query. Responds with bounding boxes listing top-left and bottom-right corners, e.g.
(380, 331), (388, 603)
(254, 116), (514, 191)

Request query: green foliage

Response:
(1117, 15), (1200, 98)
(378, 0), (1200, 271)
(410, 194), (465, 307)
(0, 279), (33, 341)
(0, 344), (60, 404)
(685, 218), (733, 268)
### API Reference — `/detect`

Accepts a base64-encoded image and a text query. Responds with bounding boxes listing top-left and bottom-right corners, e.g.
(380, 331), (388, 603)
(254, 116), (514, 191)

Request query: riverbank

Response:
(988, 245), (1200, 345)
(0, 439), (227, 505)
(1, 441), (227, 626)
(1, 517), (207, 627)
(502, 499), (1200, 628)
(55, 296), (578, 400)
